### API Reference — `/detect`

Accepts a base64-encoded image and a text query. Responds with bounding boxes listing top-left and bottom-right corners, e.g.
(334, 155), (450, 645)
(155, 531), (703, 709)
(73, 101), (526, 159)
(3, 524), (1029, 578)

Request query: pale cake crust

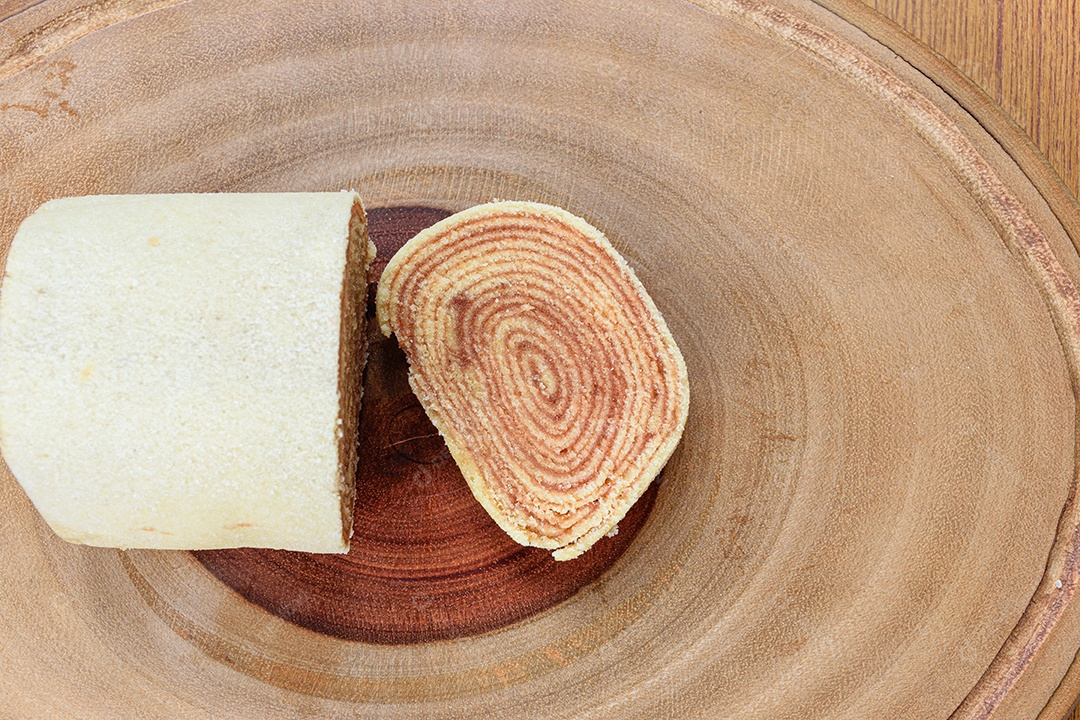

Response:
(0, 192), (374, 553)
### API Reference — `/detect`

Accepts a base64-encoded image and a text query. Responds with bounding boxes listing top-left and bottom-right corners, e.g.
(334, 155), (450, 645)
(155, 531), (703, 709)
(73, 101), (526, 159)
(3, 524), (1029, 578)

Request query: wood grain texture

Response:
(0, 0), (188, 81)
(6, 0), (1072, 197)
(859, 0), (1080, 214)
(0, 0), (1079, 718)
(829, 3), (1080, 715)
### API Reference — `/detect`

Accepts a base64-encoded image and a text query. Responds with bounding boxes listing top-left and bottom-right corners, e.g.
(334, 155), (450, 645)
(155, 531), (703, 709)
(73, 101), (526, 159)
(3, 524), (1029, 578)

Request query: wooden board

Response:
(1, 0), (1080, 718)
(859, 0), (1080, 204)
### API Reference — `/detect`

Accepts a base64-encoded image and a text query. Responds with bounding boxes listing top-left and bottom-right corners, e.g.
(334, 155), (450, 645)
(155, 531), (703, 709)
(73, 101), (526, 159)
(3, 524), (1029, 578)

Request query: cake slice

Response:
(377, 201), (689, 560)
(0, 192), (374, 553)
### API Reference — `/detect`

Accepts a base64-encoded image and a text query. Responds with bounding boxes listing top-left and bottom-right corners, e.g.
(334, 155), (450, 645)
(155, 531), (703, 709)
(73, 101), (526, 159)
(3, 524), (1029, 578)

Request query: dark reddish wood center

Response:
(194, 206), (657, 645)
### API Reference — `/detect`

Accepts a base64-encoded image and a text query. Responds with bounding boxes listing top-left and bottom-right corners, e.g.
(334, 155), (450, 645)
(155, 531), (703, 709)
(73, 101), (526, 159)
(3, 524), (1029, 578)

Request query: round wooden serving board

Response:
(2, 1), (1080, 718)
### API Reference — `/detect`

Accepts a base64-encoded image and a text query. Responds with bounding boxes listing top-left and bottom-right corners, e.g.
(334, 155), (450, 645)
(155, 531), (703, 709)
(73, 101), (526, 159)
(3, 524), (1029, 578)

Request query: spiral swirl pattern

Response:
(377, 202), (689, 560)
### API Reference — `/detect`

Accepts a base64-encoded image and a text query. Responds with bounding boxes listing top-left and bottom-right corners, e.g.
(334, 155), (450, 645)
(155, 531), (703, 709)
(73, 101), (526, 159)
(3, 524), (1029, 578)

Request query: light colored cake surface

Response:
(0, 192), (372, 553)
(377, 201), (689, 560)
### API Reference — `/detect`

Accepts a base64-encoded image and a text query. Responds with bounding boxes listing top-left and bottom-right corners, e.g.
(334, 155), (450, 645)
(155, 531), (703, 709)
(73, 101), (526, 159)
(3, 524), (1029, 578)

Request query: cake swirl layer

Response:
(377, 201), (689, 560)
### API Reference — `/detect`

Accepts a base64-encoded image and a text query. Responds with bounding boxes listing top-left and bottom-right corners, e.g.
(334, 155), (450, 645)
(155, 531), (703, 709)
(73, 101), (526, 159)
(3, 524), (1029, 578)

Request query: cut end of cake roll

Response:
(335, 196), (377, 550)
(376, 201), (689, 560)
(0, 191), (375, 553)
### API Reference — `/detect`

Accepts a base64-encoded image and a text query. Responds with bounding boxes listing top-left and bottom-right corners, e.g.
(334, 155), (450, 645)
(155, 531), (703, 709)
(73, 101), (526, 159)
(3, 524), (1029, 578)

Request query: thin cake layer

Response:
(377, 201), (689, 560)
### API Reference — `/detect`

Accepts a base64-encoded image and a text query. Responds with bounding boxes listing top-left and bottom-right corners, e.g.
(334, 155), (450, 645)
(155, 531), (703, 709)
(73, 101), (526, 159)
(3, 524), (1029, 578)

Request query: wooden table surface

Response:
(864, 0), (1079, 210)
(0, 0), (1078, 717)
